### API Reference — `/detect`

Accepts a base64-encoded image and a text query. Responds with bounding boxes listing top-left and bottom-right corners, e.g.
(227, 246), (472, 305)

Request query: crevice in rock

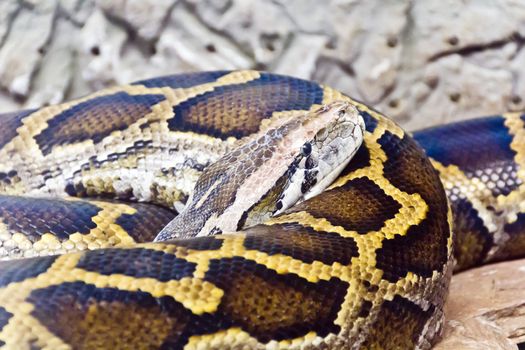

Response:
(429, 33), (525, 62)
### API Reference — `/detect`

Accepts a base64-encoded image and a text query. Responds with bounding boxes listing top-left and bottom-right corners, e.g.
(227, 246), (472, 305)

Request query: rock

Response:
(436, 258), (525, 349)
(150, 2), (253, 74)
(60, 0), (96, 25)
(313, 56), (364, 101)
(0, 91), (20, 113)
(96, 0), (177, 41)
(26, 18), (77, 109)
(78, 8), (127, 89)
(395, 54), (514, 131)
(0, 1), (55, 98)
(408, 1), (524, 64)
(274, 33), (328, 79)
(0, 1), (20, 45)
(1, 0), (525, 131)
(189, 0), (295, 66)
(333, 0), (410, 103)
(510, 47), (525, 112)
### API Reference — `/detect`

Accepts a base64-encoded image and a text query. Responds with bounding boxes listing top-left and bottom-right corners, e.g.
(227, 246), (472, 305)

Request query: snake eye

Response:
(338, 108), (346, 118)
(301, 143), (312, 156)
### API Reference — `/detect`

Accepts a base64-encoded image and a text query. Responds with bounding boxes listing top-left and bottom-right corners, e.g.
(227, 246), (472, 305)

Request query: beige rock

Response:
(408, 1), (524, 64)
(335, 0), (409, 103)
(60, 0), (95, 25)
(26, 18), (77, 109)
(0, 1), (55, 97)
(78, 8), (127, 89)
(436, 258), (525, 349)
(154, 2), (253, 72)
(1, 0), (525, 132)
(96, 0), (177, 40)
(313, 56), (364, 101)
(190, 0), (296, 65)
(396, 54), (514, 130)
(0, 91), (19, 113)
(274, 33), (328, 79)
(0, 0), (19, 45)
(510, 47), (525, 112)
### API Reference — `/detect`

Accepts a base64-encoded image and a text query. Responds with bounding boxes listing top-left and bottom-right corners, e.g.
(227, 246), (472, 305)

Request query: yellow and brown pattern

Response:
(414, 114), (525, 270)
(0, 70), (521, 349)
(0, 195), (175, 260)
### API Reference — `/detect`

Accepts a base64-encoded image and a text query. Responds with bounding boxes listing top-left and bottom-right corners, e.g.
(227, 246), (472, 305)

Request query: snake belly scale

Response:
(0, 70), (522, 349)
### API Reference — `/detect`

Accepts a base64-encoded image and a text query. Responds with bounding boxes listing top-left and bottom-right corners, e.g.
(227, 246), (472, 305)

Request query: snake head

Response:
(273, 101), (366, 215)
(155, 100), (366, 241)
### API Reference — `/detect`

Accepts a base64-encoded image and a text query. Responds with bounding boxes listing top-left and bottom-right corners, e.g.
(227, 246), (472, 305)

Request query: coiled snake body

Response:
(0, 71), (523, 349)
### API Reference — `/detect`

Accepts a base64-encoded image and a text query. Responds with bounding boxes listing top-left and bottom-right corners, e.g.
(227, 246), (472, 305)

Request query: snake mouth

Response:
(302, 150), (355, 201)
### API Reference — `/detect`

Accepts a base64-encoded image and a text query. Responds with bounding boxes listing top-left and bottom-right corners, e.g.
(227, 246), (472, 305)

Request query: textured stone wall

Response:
(1, 0), (525, 130)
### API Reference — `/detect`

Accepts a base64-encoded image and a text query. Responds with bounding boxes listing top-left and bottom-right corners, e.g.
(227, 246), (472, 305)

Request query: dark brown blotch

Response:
(76, 248), (196, 282)
(244, 223), (358, 265)
(360, 295), (435, 349)
(169, 236), (224, 251)
(358, 300), (373, 318)
(0, 255), (57, 288)
(34, 92), (166, 155)
(0, 306), (12, 333)
(288, 177), (402, 234)
(115, 203), (176, 243)
(0, 109), (35, 149)
(205, 257), (348, 342)
(169, 73), (324, 139)
(0, 195), (101, 241)
(28, 282), (195, 349)
(339, 144), (371, 176)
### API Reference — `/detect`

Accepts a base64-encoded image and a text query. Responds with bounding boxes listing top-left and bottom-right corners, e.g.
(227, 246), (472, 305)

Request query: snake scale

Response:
(0, 70), (523, 349)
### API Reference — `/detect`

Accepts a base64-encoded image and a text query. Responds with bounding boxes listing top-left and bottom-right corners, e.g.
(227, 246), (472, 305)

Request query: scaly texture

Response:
(414, 116), (525, 270)
(0, 195), (175, 259)
(0, 71), (521, 349)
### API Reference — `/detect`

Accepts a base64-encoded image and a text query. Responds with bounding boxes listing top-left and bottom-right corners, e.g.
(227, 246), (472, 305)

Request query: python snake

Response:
(0, 70), (523, 349)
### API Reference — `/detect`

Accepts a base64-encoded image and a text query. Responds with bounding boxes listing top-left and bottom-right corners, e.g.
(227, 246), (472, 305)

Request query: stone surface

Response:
(97, 0), (177, 41)
(436, 258), (525, 349)
(27, 18), (76, 107)
(0, 1), (55, 97)
(1, 0), (525, 131)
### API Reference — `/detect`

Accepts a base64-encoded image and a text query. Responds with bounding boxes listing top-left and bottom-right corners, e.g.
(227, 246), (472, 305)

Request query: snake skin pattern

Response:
(414, 116), (525, 270)
(0, 70), (522, 349)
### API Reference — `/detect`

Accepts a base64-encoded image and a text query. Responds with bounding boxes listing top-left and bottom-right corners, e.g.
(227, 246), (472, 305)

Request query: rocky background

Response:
(1, 1), (525, 348)
(2, 0), (525, 130)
